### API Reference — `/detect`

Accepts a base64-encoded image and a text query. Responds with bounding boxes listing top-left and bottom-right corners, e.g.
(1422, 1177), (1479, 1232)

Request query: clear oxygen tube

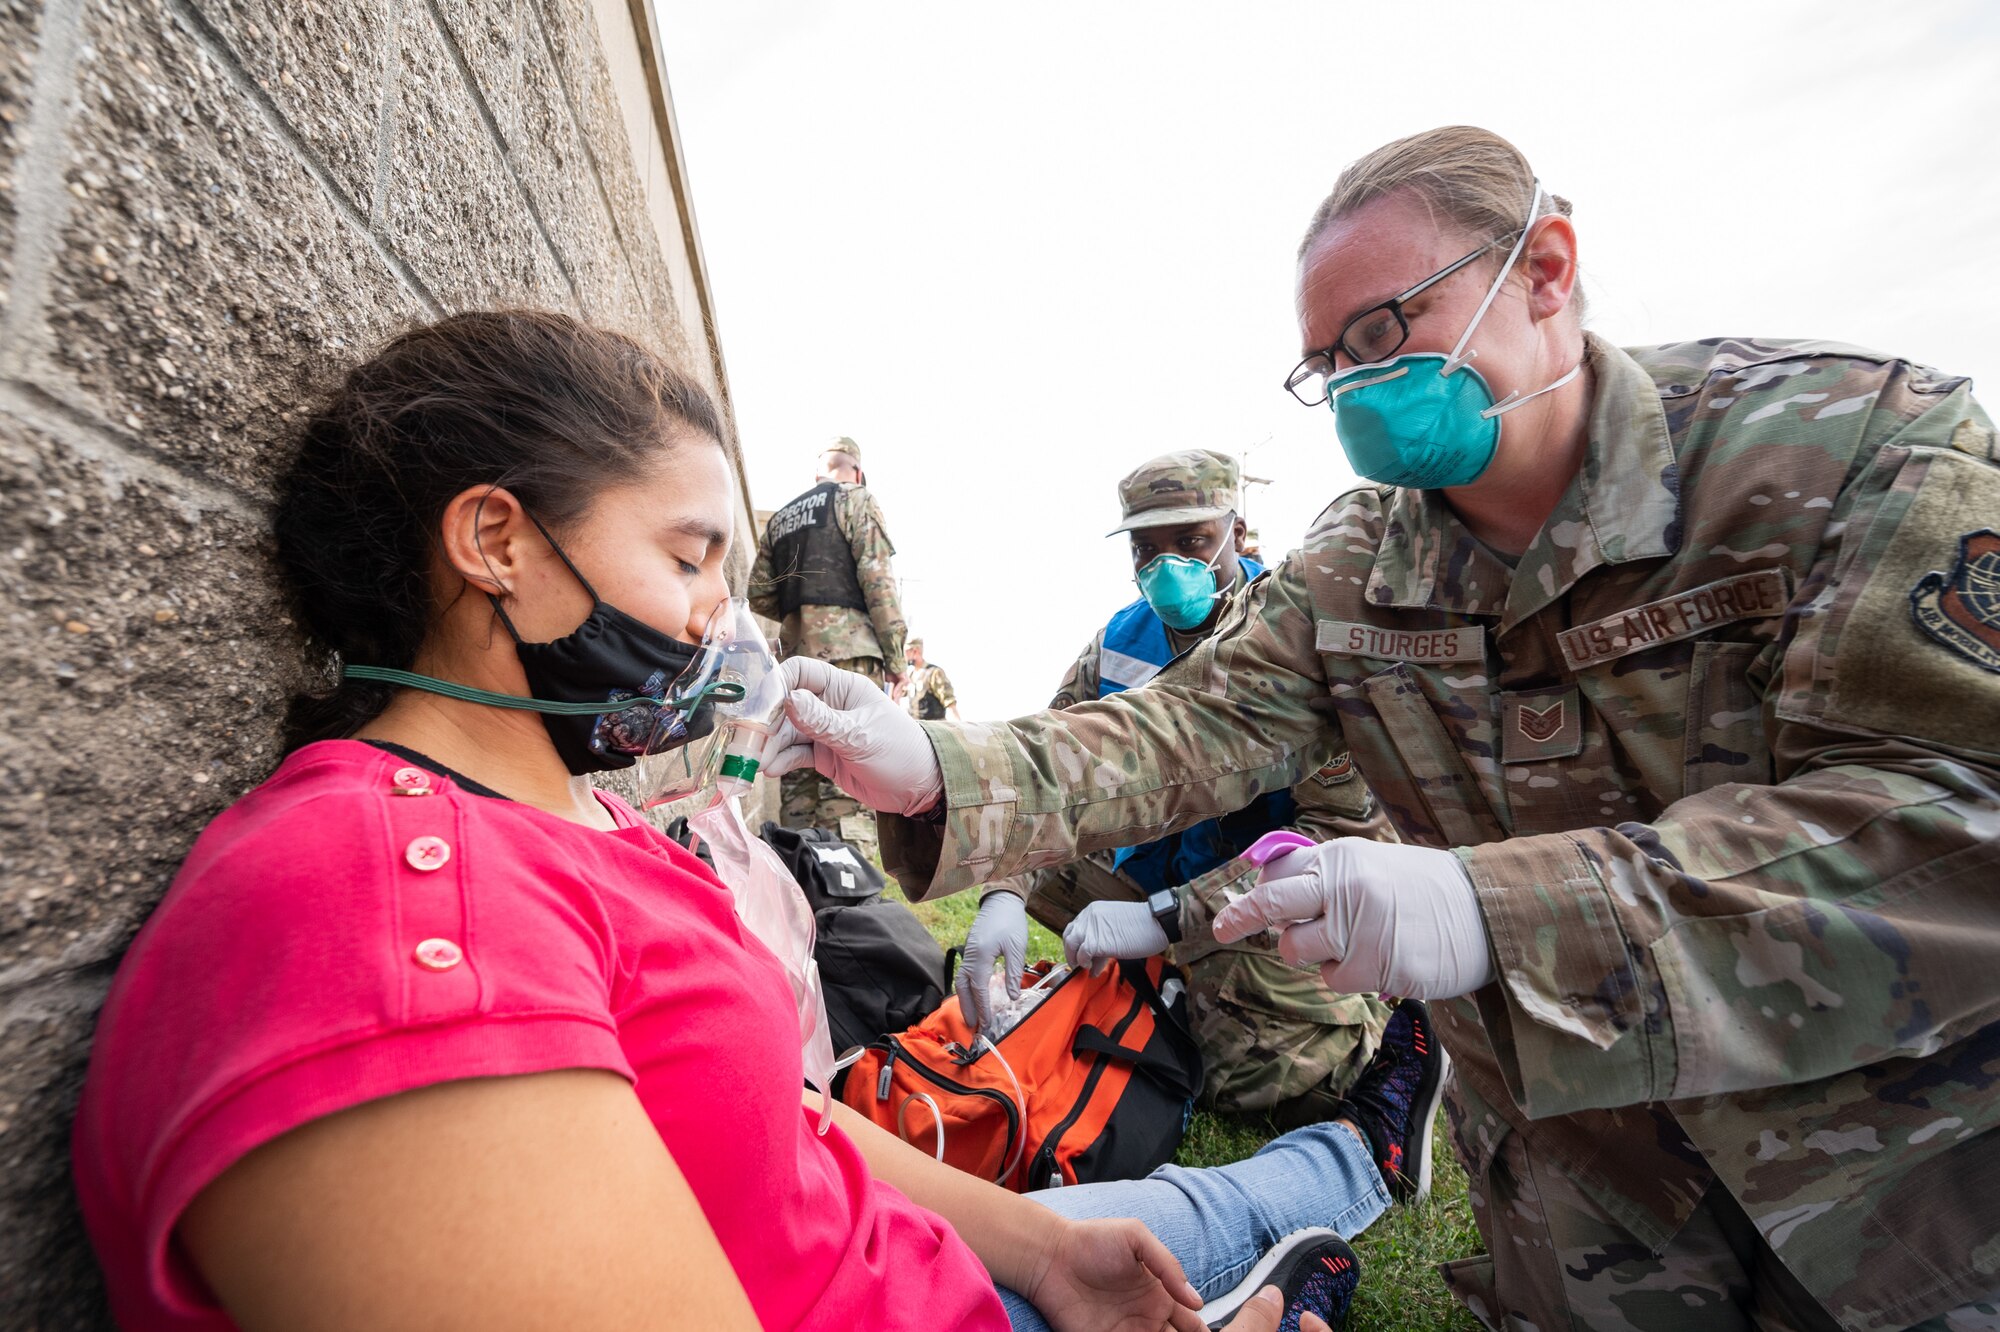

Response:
(635, 599), (841, 1134)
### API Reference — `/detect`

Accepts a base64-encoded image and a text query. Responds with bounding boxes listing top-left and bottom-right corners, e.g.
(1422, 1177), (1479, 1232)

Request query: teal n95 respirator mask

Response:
(1135, 539), (1233, 631)
(1325, 179), (1583, 490)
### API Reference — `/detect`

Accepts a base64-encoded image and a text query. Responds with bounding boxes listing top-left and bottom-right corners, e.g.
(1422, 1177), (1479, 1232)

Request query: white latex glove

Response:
(1210, 838), (1495, 1001)
(763, 657), (945, 817)
(1062, 899), (1171, 977)
(956, 890), (1028, 1037)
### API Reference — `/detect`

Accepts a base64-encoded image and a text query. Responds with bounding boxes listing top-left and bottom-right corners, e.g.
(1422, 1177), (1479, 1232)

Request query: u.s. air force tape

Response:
(1556, 569), (1792, 670)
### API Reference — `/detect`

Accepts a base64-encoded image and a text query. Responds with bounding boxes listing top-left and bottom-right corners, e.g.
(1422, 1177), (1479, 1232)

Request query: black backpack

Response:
(758, 823), (950, 1062)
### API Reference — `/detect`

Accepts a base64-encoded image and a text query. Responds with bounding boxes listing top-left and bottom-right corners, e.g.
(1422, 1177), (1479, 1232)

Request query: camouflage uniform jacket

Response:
(903, 663), (958, 718)
(749, 483), (906, 667)
(885, 334), (2000, 1330)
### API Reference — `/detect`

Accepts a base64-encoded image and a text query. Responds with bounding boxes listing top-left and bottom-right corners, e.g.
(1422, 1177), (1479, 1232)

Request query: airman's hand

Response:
(1212, 838), (1494, 1000)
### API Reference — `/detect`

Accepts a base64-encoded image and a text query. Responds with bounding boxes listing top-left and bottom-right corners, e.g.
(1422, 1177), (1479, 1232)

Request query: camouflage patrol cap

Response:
(906, 636), (923, 651)
(821, 436), (862, 464)
(1108, 449), (1240, 535)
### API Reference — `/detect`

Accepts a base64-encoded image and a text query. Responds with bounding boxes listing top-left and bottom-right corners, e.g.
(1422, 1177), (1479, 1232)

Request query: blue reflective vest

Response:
(1097, 560), (1295, 894)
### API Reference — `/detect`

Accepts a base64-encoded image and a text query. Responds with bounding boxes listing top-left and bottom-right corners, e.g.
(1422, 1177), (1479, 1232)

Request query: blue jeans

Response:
(997, 1122), (1390, 1331)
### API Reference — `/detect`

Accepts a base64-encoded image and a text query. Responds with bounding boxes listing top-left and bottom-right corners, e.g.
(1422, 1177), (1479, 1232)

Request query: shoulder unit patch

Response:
(1910, 528), (2000, 675)
(1310, 753), (1357, 786)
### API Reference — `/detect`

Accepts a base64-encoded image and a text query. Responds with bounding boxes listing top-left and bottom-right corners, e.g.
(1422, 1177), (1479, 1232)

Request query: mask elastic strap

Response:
(1136, 516), (1239, 579)
(1204, 517), (1238, 573)
(1479, 357), (1585, 420)
(486, 509), (603, 644)
(1443, 179), (1544, 377)
(341, 663), (744, 714)
(524, 510), (602, 601)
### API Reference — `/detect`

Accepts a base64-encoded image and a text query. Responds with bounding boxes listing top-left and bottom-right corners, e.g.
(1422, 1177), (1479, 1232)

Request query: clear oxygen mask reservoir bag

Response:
(646, 600), (840, 1133)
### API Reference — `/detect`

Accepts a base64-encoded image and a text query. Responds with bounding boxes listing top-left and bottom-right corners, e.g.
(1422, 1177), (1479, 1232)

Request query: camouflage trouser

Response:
(779, 655), (883, 856)
(1174, 853), (1392, 1118)
(1431, 998), (2000, 1331)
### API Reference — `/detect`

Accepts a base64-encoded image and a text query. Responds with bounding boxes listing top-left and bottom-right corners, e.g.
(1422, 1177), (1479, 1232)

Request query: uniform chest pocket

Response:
(1682, 640), (1775, 797)
(1324, 660), (1508, 849)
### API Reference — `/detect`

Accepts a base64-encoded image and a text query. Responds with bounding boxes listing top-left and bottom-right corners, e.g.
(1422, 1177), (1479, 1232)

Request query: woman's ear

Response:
(1522, 214), (1579, 324)
(438, 484), (532, 596)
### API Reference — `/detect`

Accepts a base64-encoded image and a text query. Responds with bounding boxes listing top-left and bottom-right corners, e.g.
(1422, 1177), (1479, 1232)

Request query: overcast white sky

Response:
(656, 0), (2000, 719)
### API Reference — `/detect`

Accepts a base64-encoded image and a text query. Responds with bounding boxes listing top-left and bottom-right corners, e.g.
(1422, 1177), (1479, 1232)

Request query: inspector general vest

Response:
(764, 481), (869, 619)
(1100, 561), (1293, 893)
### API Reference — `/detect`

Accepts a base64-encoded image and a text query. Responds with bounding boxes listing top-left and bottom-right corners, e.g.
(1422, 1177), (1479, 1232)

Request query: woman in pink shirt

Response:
(74, 312), (1421, 1332)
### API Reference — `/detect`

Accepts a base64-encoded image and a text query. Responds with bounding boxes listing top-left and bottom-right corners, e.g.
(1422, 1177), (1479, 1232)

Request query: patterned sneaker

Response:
(1342, 999), (1449, 1203)
(1199, 1229), (1360, 1331)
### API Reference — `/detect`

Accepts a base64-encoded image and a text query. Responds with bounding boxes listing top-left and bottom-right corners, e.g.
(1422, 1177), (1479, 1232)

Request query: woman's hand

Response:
(1021, 1217), (1206, 1332)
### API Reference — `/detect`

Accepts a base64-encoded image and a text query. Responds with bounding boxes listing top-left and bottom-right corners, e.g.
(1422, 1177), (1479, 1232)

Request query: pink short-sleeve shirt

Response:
(73, 741), (1005, 1331)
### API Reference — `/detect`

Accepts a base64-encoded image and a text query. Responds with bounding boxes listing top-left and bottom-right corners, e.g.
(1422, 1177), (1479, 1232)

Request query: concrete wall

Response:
(0, 0), (749, 1322)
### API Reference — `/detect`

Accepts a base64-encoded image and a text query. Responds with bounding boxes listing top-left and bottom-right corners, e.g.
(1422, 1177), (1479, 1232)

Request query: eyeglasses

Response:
(1282, 240), (1501, 407)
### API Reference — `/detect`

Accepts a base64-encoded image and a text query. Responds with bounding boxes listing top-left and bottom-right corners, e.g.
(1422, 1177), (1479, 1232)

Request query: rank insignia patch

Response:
(1910, 528), (2000, 675)
(1500, 685), (1583, 763)
(1518, 699), (1565, 743)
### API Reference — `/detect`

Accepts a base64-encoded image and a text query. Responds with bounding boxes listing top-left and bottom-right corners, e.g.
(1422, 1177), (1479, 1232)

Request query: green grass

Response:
(891, 877), (1484, 1331)
(885, 880), (1068, 966)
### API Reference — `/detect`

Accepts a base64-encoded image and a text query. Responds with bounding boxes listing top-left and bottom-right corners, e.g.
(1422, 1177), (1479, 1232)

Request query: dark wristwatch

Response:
(1147, 887), (1183, 945)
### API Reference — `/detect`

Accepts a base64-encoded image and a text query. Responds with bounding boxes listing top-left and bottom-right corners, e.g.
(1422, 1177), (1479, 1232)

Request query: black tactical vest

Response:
(765, 481), (869, 618)
(916, 678), (946, 722)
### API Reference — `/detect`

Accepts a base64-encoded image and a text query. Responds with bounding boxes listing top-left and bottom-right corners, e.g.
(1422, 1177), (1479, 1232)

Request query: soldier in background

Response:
(961, 449), (1396, 1129)
(749, 437), (905, 854)
(775, 126), (2000, 1329)
(898, 638), (960, 721)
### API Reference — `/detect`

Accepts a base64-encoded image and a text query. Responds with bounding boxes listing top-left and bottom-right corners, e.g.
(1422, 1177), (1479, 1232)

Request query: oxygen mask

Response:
(629, 598), (789, 810)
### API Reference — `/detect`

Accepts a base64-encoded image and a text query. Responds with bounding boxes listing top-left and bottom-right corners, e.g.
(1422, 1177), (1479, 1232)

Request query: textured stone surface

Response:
(0, 971), (115, 1331)
(184, 0), (395, 210)
(0, 412), (295, 979)
(40, 0), (413, 495)
(381, 0), (568, 310)
(526, 0), (683, 356)
(512, 6), (627, 319)
(0, 0), (39, 313)
(430, 0), (524, 159)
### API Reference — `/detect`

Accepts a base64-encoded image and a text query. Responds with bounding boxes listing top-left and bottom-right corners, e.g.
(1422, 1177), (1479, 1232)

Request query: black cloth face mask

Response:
(489, 516), (716, 776)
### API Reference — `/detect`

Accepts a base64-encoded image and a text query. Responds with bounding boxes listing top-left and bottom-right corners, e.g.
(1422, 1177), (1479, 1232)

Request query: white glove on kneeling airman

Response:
(956, 889), (1028, 1037)
(1063, 899), (1171, 976)
(1211, 838), (1495, 1001)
